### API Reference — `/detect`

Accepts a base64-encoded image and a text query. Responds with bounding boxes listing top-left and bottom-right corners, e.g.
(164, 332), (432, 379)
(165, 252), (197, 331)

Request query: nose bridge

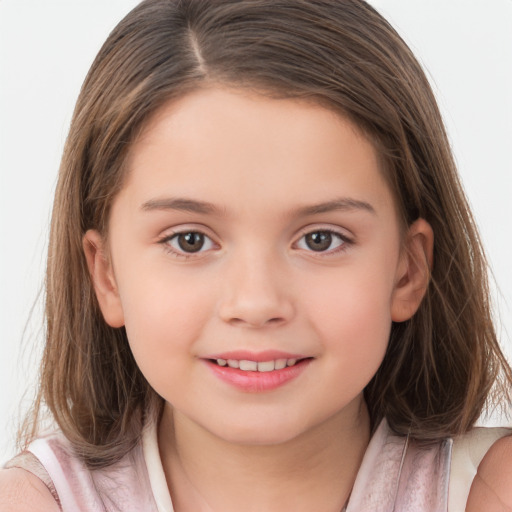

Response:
(218, 242), (294, 327)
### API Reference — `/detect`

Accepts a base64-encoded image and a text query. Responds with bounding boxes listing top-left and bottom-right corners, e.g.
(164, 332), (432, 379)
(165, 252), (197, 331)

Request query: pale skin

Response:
(1, 88), (511, 511)
(88, 87), (427, 511)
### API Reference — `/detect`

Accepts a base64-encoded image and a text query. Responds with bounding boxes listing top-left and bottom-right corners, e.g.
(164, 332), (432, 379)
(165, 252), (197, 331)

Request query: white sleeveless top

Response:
(5, 419), (511, 511)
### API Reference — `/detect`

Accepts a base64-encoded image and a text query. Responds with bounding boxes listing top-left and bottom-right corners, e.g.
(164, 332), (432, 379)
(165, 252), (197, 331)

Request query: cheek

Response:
(116, 266), (214, 380)
(301, 261), (395, 371)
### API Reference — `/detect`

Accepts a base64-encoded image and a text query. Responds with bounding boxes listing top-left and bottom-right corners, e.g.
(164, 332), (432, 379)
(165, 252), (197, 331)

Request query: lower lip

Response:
(205, 359), (311, 392)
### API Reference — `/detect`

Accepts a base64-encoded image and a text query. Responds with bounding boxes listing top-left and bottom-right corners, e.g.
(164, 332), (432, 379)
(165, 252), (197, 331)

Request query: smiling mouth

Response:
(205, 356), (312, 391)
(209, 358), (310, 372)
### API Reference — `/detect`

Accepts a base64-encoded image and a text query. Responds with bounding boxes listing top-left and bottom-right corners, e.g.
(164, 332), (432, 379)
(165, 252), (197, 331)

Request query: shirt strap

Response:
(4, 451), (62, 509)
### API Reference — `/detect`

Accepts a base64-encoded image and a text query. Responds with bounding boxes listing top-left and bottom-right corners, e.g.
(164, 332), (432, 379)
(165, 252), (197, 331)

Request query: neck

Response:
(158, 397), (370, 512)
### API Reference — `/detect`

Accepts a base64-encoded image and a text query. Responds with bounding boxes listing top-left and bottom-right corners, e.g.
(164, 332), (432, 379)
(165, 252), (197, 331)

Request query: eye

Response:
(163, 231), (215, 255)
(296, 230), (348, 253)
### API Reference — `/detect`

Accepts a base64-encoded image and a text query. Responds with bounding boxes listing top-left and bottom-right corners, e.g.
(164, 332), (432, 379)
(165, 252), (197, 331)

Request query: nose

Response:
(217, 251), (295, 328)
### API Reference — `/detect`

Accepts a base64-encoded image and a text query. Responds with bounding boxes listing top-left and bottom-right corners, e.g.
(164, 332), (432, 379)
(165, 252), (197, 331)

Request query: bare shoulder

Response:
(466, 434), (512, 511)
(0, 468), (60, 512)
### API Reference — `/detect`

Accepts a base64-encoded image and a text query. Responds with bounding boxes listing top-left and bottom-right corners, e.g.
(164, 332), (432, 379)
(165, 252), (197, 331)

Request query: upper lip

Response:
(204, 350), (307, 362)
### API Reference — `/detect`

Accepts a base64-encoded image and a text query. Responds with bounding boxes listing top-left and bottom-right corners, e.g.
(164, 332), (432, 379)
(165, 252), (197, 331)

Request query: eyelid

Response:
(293, 225), (354, 254)
(295, 224), (354, 240)
(157, 223), (218, 240)
(157, 225), (219, 258)
(156, 223), (354, 259)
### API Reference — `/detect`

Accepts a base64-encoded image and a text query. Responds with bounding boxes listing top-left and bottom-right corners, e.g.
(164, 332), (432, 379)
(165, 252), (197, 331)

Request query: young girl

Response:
(1, 0), (511, 510)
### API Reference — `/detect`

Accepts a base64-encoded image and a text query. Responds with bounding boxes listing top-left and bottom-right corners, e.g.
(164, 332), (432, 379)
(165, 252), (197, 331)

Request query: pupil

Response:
(178, 232), (204, 252)
(306, 231), (332, 251)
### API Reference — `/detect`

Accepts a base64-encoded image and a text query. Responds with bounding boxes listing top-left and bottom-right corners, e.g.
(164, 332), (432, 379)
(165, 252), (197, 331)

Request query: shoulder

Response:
(0, 468), (60, 512)
(466, 434), (512, 511)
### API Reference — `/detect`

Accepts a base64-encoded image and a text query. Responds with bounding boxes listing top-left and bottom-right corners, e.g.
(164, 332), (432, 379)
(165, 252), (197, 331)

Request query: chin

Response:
(205, 414), (317, 447)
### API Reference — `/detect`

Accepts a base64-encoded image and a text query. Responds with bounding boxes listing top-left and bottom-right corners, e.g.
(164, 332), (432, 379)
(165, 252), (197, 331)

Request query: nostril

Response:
(229, 316), (286, 328)
(267, 317), (285, 325)
(218, 293), (295, 327)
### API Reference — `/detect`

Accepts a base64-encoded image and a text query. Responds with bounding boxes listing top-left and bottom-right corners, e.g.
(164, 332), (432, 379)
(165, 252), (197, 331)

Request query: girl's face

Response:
(85, 87), (432, 445)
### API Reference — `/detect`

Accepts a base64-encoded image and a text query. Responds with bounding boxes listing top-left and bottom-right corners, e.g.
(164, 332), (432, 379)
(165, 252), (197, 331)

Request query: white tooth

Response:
(257, 360), (275, 372)
(239, 360), (258, 371)
(227, 359), (240, 369)
(217, 358), (227, 366)
(286, 358), (297, 367)
(275, 359), (287, 370)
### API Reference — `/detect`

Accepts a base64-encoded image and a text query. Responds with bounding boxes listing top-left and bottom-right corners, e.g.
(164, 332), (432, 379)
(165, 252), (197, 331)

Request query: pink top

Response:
(4, 419), (509, 511)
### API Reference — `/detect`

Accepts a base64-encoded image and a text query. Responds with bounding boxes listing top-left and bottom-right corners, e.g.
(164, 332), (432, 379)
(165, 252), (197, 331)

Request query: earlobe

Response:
(82, 230), (125, 328)
(391, 218), (434, 323)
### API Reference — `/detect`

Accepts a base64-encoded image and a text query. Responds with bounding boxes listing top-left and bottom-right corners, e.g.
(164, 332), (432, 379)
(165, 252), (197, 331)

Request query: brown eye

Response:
(162, 229), (216, 258)
(176, 232), (205, 252)
(296, 230), (348, 254)
(162, 230), (215, 257)
(304, 231), (333, 251)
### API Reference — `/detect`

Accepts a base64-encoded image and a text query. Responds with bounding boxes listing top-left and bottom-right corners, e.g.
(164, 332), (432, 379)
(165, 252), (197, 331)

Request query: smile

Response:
(204, 353), (312, 392)
(215, 358), (299, 372)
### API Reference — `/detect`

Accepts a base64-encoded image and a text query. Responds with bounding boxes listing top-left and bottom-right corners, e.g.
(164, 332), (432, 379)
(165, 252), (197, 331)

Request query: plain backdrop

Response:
(1, 0), (511, 464)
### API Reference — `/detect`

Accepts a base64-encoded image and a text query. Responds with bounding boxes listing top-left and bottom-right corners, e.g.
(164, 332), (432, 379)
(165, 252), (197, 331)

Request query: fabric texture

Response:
(7, 424), (160, 512)
(4, 419), (511, 511)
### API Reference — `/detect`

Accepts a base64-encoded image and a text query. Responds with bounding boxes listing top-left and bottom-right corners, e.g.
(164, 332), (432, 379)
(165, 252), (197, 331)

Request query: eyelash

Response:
(158, 228), (353, 259)
(159, 230), (217, 259)
(295, 228), (353, 256)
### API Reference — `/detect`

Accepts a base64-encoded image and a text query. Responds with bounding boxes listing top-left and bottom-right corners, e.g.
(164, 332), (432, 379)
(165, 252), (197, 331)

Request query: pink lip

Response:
(206, 350), (306, 362)
(204, 356), (312, 393)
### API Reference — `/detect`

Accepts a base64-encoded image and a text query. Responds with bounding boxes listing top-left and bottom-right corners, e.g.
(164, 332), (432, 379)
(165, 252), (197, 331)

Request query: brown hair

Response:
(22, 0), (512, 467)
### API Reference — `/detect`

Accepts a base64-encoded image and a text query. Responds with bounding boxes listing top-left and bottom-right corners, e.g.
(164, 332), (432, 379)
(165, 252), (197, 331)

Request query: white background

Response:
(1, 1), (511, 464)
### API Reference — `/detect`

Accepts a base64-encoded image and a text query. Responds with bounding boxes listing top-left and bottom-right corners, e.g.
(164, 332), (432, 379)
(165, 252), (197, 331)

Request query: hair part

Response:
(21, 0), (512, 467)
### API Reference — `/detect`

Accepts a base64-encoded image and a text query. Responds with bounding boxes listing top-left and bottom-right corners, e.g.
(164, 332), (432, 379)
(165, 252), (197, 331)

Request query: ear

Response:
(391, 218), (434, 322)
(82, 229), (125, 328)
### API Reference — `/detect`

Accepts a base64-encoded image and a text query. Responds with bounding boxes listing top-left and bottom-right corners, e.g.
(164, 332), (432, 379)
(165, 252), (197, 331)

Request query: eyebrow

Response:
(141, 197), (223, 215)
(140, 196), (376, 216)
(293, 198), (376, 216)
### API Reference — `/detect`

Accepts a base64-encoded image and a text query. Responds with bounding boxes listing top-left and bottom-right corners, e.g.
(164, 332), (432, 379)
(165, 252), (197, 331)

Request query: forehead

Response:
(120, 87), (395, 219)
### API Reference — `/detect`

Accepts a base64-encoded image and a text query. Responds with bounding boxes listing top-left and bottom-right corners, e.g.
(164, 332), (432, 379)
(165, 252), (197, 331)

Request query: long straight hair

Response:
(21, 0), (511, 467)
